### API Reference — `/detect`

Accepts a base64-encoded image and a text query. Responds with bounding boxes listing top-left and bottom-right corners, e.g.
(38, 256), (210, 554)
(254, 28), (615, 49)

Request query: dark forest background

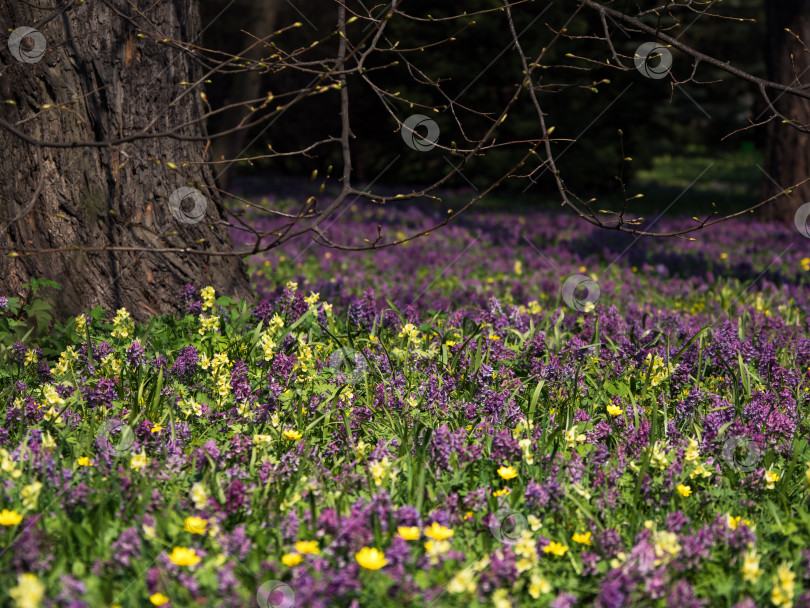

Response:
(203, 0), (766, 207)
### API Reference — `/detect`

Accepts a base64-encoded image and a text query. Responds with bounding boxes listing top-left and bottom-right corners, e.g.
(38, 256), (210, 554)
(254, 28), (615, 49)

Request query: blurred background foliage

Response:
(201, 0), (767, 208)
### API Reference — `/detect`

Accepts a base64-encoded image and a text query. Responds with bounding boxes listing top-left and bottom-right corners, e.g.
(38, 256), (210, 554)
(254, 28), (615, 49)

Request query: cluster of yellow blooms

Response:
(281, 540), (321, 566)
(200, 352), (232, 405)
(9, 573), (44, 608)
(293, 337), (316, 383)
(258, 313), (286, 361)
(564, 425), (587, 449)
(772, 562), (796, 607)
(52, 345), (78, 376)
(130, 448), (149, 473)
(742, 545), (762, 582)
(190, 482), (208, 510)
(641, 353), (675, 388)
(178, 395), (203, 418)
(370, 456), (397, 486)
(398, 323), (422, 345)
(111, 308), (134, 339)
(0, 448), (22, 479)
(198, 314), (220, 336)
(650, 441), (671, 471)
(200, 286), (216, 311)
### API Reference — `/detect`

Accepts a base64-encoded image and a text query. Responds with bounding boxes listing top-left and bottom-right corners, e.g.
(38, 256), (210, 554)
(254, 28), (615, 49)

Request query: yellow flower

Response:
(21, 482), (42, 512)
(447, 568), (476, 594)
(282, 429), (302, 441)
(355, 546), (387, 570)
(764, 468), (780, 489)
(424, 522), (454, 541)
(370, 457), (392, 486)
(514, 260), (523, 275)
(190, 482), (207, 510)
(149, 593), (170, 606)
(167, 546), (201, 567)
(493, 488), (511, 497)
(424, 539), (451, 564)
(689, 464), (712, 479)
(41, 432), (56, 451)
(397, 526), (420, 541)
(398, 323), (421, 344)
(572, 531), (592, 546)
(111, 308), (134, 339)
(295, 540), (320, 555)
(492, 589), (511, 608)
(77, 456), (93, 467)
(514, 530), (538, 572)
(727, 515), (742, 530)
(281, 552), (303, 567)
(771, 562), (795, 607)
(0, 509), (23, 526)
(150, 424), (163, 433)
(200, 286), (216, 311)
(130, 449), (149, 472)
(653, 530), (681, 561)
(183, 516), (207, 535)
(542, 541), (568, 556)
(742, 546), (761, 582)
(253, 434), (272, 445)
(676, 484), (692, 497)
(528, 572), (552, 598)
(497, 466), (518, 480)
(10, 573), (44, 608)
(606, 403), (622, 416)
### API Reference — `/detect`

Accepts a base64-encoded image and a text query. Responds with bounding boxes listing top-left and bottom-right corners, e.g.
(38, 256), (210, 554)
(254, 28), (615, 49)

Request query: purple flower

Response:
(551, 592), (578, 608)
(170, 345), (199, 382)
(176, 284), (202, 315)
(111, 527), (141, 568)
(126, 339), (146, 366)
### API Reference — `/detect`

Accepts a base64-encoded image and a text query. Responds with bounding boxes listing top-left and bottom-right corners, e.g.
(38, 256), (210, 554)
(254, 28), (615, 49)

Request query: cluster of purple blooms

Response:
(0, 206), (809, 606)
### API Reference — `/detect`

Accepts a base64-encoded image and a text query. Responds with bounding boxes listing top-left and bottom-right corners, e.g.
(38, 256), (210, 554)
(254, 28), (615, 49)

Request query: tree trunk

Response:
(0, 0), (253, 321)
(762, 0), (810, 222)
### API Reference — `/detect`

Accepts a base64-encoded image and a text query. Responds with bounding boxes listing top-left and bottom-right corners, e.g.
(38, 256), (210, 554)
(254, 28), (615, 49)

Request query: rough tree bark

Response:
(0, 0), (253, 320)
(763, 0), (810, 222)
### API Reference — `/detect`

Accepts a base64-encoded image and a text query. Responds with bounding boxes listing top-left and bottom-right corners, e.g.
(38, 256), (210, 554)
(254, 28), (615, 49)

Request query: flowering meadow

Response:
(2, 203), (810, 608)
